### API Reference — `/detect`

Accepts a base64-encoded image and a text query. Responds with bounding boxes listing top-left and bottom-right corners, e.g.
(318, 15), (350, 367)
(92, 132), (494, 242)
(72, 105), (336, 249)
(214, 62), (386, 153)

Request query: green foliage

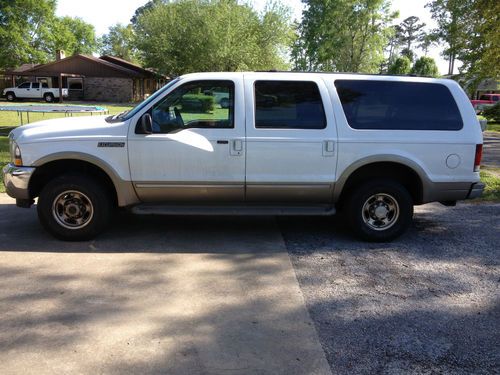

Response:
(0, 0), (57, 68)
(411, 56), (439, 77)
(296, 0), (397, 73)
(400, 48), (415, 62)
(133, 0), (292, 76)
(477, 169), (500, 202)
(0, 136), (9, 193)
(0, 0), (98, 69)
(456, 0), (500, 81)
(181, 95), (215, 113)
(52, 16), (97, 55)
(482, 102), (500, 123)
(396, 16), (426, 52)
(100, 24), (140, 63)
(387, 56), (411, 75)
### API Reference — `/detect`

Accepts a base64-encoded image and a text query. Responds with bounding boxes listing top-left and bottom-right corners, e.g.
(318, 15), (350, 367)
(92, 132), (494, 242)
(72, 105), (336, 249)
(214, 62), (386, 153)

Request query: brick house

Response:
(3, 53), (168, 102)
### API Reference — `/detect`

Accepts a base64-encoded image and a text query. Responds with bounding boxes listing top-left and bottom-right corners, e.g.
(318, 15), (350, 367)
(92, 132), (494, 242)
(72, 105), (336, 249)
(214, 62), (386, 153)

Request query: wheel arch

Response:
(334, 156), (430, 206)
(30, 153), (139, 207)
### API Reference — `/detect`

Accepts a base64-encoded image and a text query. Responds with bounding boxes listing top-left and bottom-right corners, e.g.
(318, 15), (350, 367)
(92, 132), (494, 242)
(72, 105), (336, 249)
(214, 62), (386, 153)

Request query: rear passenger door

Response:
(244, 74), (337, 203)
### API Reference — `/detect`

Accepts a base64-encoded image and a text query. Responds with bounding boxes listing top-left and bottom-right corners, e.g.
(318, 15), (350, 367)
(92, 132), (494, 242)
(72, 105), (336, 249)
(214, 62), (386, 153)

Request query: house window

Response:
(68, 78), (83, 90)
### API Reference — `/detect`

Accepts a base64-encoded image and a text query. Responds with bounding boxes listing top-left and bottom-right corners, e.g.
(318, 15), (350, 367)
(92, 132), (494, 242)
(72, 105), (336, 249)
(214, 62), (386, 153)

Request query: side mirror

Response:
(137, 113), (153, 134)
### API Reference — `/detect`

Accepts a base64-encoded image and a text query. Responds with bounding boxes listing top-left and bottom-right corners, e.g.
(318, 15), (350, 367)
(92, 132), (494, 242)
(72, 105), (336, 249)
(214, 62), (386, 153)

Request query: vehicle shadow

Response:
(0, 203), (285, 254)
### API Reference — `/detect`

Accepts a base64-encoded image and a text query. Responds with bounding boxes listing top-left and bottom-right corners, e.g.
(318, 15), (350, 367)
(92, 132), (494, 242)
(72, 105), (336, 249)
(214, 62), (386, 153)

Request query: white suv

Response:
(3, 72), (484, 241)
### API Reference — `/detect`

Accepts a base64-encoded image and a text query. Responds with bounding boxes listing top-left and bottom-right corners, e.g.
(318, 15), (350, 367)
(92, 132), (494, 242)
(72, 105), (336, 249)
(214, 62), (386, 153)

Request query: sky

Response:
(56, 0), (452, 74)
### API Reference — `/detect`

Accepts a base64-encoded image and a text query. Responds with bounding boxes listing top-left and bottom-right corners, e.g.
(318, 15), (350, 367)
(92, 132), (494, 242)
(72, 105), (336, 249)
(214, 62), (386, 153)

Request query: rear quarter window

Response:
(335, 80), (463, 131)
(254, 81), (326, 129)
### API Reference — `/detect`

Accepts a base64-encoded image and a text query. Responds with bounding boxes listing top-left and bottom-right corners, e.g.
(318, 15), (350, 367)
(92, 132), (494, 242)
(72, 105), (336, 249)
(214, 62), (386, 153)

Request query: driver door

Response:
(128, 78), (246, 203)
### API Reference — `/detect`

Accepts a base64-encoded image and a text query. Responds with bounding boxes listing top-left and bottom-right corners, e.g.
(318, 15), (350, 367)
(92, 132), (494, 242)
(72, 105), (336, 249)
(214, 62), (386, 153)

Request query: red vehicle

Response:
(471, 93), (500, 113)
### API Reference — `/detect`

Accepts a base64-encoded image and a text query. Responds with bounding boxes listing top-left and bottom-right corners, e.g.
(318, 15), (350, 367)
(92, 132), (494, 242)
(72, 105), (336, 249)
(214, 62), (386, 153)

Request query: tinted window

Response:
(335, 80), (463, 131)
(255, 81), (326, 129)
(150, 80), (234, 134)
(19, 82), (31, 88)
(32, 82), (40, 89)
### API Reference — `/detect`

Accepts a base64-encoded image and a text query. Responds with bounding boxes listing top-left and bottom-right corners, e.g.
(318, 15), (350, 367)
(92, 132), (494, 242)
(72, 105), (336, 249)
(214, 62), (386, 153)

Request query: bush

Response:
(180, 94), (215, 113)
(482, 102), (500, 123)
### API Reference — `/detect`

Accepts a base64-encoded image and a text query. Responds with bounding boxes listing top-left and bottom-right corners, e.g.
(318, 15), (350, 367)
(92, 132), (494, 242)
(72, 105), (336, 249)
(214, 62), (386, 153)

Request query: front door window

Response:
(151, 80), (234, 133)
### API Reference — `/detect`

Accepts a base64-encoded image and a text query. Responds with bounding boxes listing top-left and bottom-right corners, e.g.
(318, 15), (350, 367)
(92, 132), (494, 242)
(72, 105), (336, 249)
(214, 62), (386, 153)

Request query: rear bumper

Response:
(466, 182), (485, 199)
(423, 181), (485, 203)
(2, 163), (35, 200)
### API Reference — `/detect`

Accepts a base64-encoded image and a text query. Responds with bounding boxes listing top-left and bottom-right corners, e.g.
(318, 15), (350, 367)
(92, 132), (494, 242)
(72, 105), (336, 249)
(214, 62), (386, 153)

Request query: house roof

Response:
(13, 54), (160, 79)
(99, 55), (168, 79)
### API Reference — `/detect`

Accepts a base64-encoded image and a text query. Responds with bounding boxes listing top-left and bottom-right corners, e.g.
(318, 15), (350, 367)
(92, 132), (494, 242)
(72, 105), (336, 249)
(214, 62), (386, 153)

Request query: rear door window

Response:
(254, 81), (326, 129)
(335, 80), (463, 131)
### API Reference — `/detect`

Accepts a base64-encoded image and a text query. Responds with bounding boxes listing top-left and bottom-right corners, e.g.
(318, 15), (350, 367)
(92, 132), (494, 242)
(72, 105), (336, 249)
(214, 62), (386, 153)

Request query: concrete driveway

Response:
(0, 195), (331, 375)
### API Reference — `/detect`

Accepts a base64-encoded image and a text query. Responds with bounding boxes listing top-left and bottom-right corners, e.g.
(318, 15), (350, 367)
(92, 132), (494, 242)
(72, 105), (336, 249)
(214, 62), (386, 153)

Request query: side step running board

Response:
(131, 204), (336, 216)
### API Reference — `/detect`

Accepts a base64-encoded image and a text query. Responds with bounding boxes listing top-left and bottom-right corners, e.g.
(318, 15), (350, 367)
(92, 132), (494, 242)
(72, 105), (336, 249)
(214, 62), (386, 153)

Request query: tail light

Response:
(474, 144), (482, 172)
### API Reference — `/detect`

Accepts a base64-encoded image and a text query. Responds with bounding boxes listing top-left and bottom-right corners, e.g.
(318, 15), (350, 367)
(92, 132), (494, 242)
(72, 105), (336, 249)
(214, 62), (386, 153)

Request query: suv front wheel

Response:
(346, 179), (413, 242)
(37, 174), (113, 241)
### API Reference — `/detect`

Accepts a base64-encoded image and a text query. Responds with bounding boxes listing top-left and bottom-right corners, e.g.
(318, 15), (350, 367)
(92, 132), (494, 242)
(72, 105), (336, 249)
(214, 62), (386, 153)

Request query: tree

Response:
(411, 56), (439, 77)
(419, 34), (437, 56)
(297, 0), (397, 73)
(0, 1), (97, 69)
(130, 0), (165, 25)
(396, 16), (426, 52)
(100, 24), (140, 63)
(426, 0), (469, 75)
(52, 16), (97, 55)
(400, 47), (415, 62)
(0, 0), (56, 69)
(133, 0), (292, 75)
(387, 56), (411, 75)
(455, 0), (500, 80)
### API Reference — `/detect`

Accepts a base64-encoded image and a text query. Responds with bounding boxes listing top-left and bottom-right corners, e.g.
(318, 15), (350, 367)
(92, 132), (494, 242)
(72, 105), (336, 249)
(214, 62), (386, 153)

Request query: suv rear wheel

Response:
(37, 174), (113, 241)
(345, 179), (413, 242)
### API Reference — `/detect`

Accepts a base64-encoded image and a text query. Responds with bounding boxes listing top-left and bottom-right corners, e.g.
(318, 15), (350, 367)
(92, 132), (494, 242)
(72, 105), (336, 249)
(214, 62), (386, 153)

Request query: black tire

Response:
(44, 93), (54, 103)
(345, 179), (413, 242)
(37, 174), (114, 241)
(220, 98), (230, 109)
(6, 92), (16, 101)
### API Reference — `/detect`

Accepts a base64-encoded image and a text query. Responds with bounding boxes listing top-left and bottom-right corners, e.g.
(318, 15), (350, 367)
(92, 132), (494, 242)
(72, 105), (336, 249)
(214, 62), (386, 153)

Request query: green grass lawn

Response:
(476, 168), (500, 202)
(0, 136), (9, 192)
(486, 123), (500, 132)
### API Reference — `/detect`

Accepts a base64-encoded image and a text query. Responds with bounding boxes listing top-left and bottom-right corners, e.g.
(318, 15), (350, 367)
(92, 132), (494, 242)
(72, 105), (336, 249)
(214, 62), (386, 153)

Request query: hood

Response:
(11, 115), (128, 144)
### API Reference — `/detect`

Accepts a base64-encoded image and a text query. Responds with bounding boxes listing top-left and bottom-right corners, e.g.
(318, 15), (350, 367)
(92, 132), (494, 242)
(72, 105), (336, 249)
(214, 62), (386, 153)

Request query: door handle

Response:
(230, 139), (243, 156)
(233, 139), (243, 151)
(217, 140), (228, 144)
(323, 140), (335, 156)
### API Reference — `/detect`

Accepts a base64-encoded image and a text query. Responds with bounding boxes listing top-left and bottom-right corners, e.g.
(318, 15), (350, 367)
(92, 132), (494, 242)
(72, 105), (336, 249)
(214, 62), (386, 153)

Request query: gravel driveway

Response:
(280, 202), (500, 374)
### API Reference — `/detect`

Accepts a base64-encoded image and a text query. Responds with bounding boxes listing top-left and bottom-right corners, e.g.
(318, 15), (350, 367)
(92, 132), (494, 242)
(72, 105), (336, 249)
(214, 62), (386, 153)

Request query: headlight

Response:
(11, 141), (23, 166)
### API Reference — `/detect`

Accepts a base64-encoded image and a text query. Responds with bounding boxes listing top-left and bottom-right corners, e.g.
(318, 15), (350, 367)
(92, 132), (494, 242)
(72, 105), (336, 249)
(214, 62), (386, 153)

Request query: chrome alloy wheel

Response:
(361, 193), (400, 231)
(52, 190), (94, 230)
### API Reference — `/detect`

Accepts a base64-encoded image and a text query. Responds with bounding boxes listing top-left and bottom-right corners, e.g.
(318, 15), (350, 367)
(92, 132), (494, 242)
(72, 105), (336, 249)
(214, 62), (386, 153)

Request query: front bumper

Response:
(467, 182), (485, 199)
(2, 163), (35, 200)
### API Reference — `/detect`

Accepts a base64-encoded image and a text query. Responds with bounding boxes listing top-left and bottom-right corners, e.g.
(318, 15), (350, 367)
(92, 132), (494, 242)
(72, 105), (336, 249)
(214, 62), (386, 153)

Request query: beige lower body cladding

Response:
(84, 77), (132, 102)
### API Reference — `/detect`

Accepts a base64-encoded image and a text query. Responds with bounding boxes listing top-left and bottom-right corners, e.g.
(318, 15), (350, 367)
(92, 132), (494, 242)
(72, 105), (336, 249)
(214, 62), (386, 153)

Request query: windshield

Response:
(117, 77), (181, 121)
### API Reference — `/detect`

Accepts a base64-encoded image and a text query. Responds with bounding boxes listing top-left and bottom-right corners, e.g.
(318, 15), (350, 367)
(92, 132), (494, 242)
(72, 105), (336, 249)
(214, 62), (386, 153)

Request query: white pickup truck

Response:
(3, 82), (68, 102)
(3, 72), (484, 242)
